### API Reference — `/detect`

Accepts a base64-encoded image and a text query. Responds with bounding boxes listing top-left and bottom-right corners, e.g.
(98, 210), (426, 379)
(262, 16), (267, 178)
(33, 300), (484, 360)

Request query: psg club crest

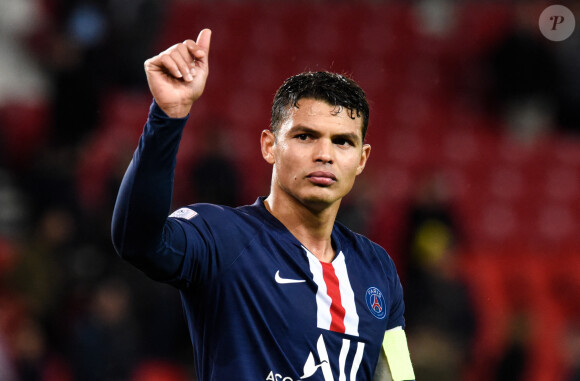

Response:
(365, 287), (386, 319)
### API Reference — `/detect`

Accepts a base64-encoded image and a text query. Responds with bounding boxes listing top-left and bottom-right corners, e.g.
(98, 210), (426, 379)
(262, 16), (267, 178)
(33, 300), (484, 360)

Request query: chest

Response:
(214, 235), (392, 346)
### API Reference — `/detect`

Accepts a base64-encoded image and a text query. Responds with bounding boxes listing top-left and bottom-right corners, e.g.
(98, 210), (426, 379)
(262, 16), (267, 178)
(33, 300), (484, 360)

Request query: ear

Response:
(261, 129), (276, 165)
(356, 144), (371, 176)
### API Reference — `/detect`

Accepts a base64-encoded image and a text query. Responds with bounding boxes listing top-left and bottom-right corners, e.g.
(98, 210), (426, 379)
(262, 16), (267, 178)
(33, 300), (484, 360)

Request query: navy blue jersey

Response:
(112, 101), (406, 381)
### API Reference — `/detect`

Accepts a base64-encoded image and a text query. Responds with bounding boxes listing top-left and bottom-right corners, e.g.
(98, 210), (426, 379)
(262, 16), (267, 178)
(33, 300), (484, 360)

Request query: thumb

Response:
(196, 28), (212, 53)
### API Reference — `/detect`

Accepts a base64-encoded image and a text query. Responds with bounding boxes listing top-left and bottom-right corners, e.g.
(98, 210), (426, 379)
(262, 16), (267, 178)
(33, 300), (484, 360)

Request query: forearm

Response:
(111, 100), (188, 267)
(373, 351), (393, 381)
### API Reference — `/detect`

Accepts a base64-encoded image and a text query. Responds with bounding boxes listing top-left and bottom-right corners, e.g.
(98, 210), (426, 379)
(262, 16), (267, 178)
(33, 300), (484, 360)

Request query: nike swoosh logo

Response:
(275, 270), (306, 284)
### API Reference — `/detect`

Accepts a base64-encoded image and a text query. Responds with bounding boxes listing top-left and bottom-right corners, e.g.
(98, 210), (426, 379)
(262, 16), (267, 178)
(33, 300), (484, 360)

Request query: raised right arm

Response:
(111, 29), (211, 281)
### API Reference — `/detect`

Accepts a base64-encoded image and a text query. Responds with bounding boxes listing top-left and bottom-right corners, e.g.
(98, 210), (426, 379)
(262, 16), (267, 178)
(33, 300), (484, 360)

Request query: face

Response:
(261, 98), (371, 211)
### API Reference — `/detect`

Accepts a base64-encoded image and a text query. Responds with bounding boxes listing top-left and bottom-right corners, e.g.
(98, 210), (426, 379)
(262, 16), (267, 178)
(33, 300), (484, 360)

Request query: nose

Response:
(314, 139), (334, 164)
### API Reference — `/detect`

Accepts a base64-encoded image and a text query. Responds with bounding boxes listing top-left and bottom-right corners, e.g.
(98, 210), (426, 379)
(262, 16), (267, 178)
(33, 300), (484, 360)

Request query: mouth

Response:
(306, 171), (337, 186)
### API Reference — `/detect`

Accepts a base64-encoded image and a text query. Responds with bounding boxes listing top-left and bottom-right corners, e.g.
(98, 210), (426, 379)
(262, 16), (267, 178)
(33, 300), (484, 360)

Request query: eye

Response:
(296, 133), (310, 141)
(334, 138), (354, 147)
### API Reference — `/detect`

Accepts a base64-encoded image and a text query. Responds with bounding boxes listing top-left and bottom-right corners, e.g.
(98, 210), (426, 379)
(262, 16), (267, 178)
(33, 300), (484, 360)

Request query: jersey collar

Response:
(249, 197), (345, 262)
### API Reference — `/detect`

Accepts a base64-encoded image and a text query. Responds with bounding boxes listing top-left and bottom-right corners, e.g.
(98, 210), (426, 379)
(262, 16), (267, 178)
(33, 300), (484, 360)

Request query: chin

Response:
(299, 189), (343, 209)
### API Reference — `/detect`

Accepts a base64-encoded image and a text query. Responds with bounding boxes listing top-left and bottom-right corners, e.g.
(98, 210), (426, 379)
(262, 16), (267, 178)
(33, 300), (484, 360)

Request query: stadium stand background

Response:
(0, 0), (579, 380)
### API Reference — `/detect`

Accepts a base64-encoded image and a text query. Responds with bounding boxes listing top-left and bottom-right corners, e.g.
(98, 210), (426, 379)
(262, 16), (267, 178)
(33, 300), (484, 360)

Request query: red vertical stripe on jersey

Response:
(321, 262), (346, 333)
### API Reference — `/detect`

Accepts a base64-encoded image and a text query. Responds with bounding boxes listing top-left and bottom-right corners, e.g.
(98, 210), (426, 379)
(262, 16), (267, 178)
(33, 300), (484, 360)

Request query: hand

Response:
(144, 29), (211, 118)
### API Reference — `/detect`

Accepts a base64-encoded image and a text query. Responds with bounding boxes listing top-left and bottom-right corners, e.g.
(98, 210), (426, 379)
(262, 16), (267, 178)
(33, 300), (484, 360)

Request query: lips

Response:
(307, 171), (337, 186)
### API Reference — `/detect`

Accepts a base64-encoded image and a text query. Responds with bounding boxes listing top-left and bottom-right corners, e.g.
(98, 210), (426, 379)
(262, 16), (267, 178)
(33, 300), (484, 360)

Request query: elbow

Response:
(111, 228), (130, 261)
(111, 206), (128, 259)
(110, 218), (137, 262)
(111, 230), (145, 263)
(111, 230), (151, 270)
(110, 219), (164, 268)
(110, 217), (184, 283)
(111, 214), (122, 253)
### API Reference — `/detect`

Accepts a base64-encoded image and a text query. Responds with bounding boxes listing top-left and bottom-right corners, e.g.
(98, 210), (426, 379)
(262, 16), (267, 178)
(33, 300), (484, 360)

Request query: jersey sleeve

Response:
(163, 204), (229, 288)
(372, 243), (406, 331)
(111, 100), (190, 284)
(164, 203), (264, 288)
(377, 246), (414, 380)
(386, 256), (406, 330)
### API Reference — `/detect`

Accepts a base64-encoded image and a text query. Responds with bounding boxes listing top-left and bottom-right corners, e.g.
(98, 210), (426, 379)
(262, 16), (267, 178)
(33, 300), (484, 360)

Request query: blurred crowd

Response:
(0, 0), (579, 380)
(0, 1), (196, 380)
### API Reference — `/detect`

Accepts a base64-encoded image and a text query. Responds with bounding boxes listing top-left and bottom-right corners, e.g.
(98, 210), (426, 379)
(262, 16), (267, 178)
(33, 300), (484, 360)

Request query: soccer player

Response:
(111, 29), (415, 381)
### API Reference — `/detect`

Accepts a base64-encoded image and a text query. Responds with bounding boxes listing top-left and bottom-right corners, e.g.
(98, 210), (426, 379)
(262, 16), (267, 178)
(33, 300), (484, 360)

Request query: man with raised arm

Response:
(112, 28), (414, 381)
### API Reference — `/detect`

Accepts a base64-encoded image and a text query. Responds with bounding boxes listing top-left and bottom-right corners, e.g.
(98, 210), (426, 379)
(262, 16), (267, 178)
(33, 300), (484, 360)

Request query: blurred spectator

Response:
(403, 171), (461, 271)
(189, 126), (241, 206)
(7, 146), (83, 334)
(7, 207), (73, 320)
(105, 0), (166, 88)
(552, 2), (580, 134)
(0, 328), (17, 381)
(130, 360), (189, 381)
(492, 264), (545, 381)
(494, 312), (531, 381)
(20, 146), (80, 220)
(0, 0), (50, 169)
(47, 0), (109, 146)
(484, 1), (559, 142)
(12, 316), (73, 381)
(413, 0), (457, 38)
(69, 278), (139, 381)
(0, 0), (48, 105)
(562, 324), (580, 380)
(0, 237), (20, 381)
(133, 282), (191, 364)
(403, 171), (476, 380)
(0, 169), (30, 240)
(336, 177), (374, 235)
(42, 0), (164, 147)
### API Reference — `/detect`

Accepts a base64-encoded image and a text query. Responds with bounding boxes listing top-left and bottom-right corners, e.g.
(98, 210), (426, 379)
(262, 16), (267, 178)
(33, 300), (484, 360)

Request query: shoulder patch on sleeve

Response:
(169, 207), (198, 220)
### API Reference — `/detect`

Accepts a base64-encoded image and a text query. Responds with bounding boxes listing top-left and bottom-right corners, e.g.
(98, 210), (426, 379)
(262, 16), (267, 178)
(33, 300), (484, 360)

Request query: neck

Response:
(264, 192), (339, 263)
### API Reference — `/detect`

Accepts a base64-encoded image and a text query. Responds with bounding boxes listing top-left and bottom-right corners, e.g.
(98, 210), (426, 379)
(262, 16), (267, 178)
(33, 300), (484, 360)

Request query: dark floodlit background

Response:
(1, 1), (579, 380)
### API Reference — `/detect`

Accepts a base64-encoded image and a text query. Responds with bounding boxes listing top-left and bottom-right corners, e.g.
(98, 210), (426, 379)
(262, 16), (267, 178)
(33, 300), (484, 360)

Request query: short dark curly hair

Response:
(270, 71), (369, 140)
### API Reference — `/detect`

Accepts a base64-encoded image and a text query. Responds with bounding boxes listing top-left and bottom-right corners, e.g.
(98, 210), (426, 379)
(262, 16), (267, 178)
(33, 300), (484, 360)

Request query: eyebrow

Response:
(287, 125), (319, 136)
(287, 125), (362, 144)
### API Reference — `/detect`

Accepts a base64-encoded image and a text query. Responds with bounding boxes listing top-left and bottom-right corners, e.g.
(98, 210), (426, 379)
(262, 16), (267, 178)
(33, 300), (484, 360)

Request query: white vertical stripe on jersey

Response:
(350, 341), (365, 380)
(338, 339), (365, 381)
(338, 338), (350, 381)
(305, 248), (359, 336)
(306, 249), (333, 331)
(332, 253), (359, 336)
